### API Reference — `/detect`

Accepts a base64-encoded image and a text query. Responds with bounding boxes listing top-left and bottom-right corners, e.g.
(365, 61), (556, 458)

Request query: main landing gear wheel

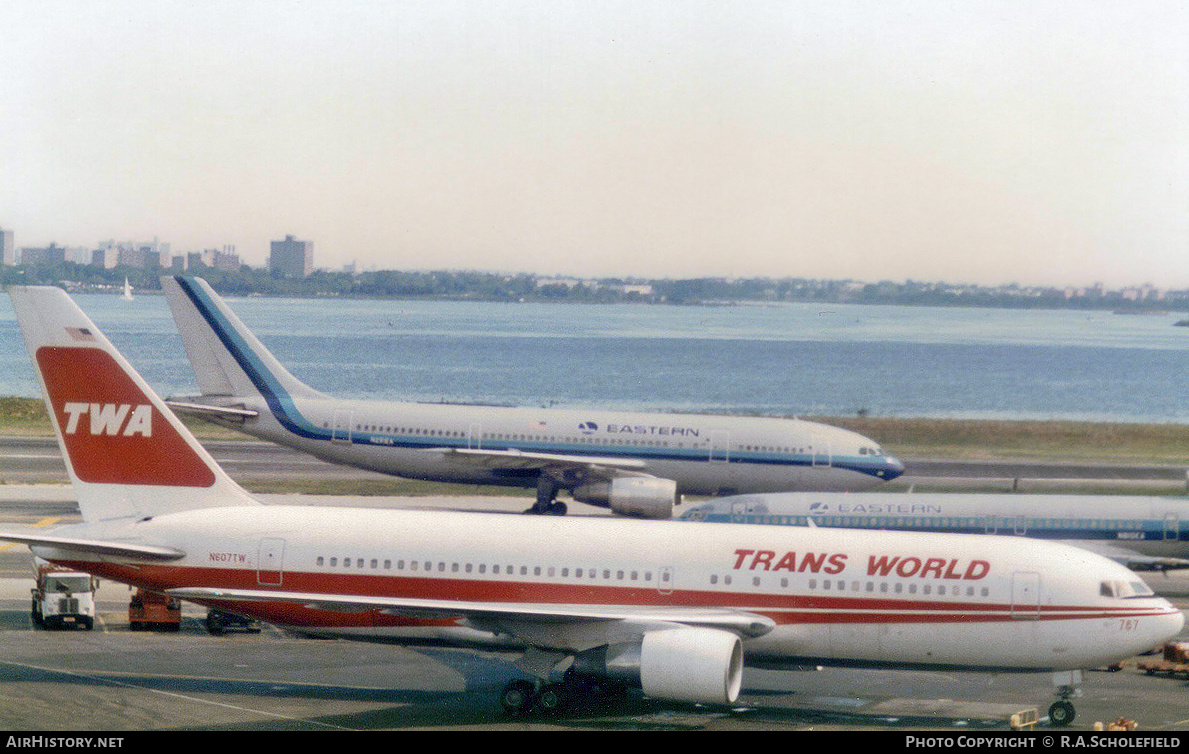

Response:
(536, 683), (570, 713)
(500, 680), (536, 716)
(1048, 700), (1076, 727)
(526, 477), (568, 516)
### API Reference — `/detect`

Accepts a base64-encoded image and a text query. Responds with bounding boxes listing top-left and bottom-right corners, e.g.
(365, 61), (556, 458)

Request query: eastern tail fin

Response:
(161, 275), (323, 401)
(8, 286), (259, 522)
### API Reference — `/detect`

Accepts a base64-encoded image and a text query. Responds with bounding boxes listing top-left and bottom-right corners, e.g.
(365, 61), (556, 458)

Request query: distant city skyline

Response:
(4, 226), (1187, 306)
(2, 3), (1186, 288)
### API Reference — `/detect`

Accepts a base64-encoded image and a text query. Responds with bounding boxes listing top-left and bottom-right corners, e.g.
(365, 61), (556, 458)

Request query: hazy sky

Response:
(2, 2), (1186, 287)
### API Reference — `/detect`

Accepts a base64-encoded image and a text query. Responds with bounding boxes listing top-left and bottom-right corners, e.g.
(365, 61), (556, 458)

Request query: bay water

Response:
(1, 292), (1187, 423)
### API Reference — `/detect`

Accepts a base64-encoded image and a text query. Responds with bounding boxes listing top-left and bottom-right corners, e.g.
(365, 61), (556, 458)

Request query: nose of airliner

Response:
(880, 456), (905, 481)
(1157, 600), (1186, 639)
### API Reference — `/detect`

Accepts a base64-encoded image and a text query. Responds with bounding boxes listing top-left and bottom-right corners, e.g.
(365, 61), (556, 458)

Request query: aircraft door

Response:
(331, 410), (353, 445)
(730, 499), (764, 523)
(1010, 571), (1040, 619)
(1164, 513), (1179, 541)
(810, 432), (831, 467)
(468, 423), (483, 449)
(709, 430), (730, 463)
(257, 537), (286, 586)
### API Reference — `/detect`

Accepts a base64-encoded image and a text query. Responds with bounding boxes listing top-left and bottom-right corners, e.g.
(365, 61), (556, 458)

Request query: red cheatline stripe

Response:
(55, 560), (1178, 627)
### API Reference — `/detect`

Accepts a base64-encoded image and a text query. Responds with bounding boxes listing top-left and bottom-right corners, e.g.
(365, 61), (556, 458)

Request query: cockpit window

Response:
(1129, 581), (1155, 597)
(1101, 580), (1155, 599)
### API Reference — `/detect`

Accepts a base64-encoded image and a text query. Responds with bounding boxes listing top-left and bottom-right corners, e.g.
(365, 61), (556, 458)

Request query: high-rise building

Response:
(0, 228), (13, 266)
(269, 235), (314, 278)
(92, 247), (119, 269)
(213, 245), (240, 271)
(20, 243), (66, 267)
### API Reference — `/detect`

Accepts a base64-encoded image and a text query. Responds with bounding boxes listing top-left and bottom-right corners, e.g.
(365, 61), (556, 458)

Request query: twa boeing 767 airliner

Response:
(0, 286), (1181, 725)
(159, 276), (903, 518)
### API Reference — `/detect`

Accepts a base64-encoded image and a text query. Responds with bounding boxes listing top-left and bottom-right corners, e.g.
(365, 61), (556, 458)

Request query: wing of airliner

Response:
(434, 446), (649, 473)
(1064, 541), (1189, 572)
(168, 586), (776, 650)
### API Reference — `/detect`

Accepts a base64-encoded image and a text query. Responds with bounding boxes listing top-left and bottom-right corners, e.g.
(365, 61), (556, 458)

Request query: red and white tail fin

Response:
(9, 286), (260, 522)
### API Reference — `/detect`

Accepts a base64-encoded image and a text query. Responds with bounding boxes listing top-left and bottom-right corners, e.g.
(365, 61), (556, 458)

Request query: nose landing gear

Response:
(1047, 670), (1082, 727)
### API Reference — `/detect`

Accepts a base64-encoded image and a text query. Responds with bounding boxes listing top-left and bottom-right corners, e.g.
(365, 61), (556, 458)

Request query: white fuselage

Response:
(210, 394), (903, 495)
(38, 506), (1182, 672)
(683, 492), (1189, 560)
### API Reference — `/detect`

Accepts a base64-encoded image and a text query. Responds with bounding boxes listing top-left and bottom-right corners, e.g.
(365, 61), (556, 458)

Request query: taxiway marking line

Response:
(0, 660), (362, 730)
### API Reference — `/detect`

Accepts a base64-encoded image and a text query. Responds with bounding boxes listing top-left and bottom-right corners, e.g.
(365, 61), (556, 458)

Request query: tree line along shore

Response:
(3, 395), (1187, 466)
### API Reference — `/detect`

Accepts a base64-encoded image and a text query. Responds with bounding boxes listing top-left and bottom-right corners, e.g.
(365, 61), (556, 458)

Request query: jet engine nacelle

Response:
(571, 476), (679, 519)
(571, 627), (743, 705)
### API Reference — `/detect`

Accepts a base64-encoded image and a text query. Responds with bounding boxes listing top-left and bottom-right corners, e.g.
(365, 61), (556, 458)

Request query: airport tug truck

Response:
(128, 588), (182, 631)
(30, 556), (97, 630)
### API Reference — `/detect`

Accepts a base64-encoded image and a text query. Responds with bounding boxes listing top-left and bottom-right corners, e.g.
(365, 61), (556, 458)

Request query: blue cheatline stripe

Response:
(684, 511), (1179, 544)
(173, 277), (892, 479)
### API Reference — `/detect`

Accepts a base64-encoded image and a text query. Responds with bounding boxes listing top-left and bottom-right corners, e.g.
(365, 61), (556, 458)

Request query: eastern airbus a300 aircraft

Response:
(0, 286), (1181, 725)
(681, 493), (1189, 572)
(159, 276), (904, 518)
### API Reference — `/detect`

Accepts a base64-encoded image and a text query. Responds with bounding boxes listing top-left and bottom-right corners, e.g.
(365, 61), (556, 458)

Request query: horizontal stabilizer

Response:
(0, 531), (185, 561)
(164, 399), (260, 419)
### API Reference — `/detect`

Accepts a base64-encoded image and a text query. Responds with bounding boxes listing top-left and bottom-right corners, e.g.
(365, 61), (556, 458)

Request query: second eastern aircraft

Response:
(160, 276), (904, 518)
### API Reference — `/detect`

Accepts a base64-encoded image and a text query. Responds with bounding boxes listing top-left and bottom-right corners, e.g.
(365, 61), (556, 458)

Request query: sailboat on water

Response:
(122, 278), (133, 300)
